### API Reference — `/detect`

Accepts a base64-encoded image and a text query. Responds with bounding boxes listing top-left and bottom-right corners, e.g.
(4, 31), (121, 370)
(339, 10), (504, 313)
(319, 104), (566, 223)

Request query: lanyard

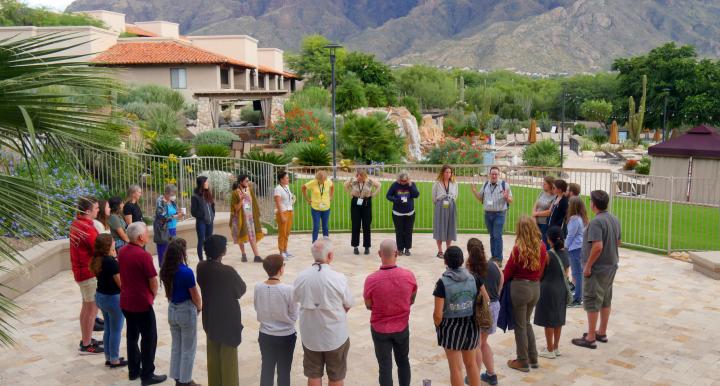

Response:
(443, 181), (450, 195)
(281, 185), (292, 199)
(319, 182), (325, 198)
(489, 183), (499, 195)
(359, 181), (365, 197)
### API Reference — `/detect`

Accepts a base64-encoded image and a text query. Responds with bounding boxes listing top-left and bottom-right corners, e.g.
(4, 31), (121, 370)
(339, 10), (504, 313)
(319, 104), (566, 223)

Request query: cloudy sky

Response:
(24, 0), (75, 11)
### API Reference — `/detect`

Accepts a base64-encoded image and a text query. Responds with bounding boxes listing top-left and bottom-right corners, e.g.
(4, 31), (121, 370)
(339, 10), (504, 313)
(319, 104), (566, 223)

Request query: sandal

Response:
(571, 336), (597, 349)
(436, 251), (444, 259)
(583, 332), (608, 343)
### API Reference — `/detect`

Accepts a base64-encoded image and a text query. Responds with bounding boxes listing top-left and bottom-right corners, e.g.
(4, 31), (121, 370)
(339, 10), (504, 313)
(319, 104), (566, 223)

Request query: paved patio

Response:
(1, 233), (719, 386)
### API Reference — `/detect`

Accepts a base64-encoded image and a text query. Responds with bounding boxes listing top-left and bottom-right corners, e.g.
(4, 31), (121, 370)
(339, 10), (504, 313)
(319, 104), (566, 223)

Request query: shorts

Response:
(436, 317), (479, 351)
(481, 300), (501, 335)
(303, 338), (350, 381)
(583, 269), (616, 312)
(77, 278), (97, 303)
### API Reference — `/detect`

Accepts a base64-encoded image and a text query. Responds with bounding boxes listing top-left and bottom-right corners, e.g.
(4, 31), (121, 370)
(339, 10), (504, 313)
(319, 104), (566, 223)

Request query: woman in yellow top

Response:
(344, 169), (381, 255)
(230, 174), (264, 262)
(301, 170), (334, 243)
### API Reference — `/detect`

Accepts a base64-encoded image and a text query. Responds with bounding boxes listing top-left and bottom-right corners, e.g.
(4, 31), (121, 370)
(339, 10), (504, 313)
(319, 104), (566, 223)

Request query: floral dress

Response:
(232, 188), (258, 244)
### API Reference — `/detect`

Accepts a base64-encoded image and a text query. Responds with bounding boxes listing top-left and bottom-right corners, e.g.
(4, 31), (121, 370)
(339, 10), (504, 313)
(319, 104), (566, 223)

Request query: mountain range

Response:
(66, 0), (720, 74)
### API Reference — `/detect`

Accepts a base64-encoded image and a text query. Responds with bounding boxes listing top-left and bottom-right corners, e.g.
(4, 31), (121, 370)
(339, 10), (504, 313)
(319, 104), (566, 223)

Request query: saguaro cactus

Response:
(627, 74), (647, 144)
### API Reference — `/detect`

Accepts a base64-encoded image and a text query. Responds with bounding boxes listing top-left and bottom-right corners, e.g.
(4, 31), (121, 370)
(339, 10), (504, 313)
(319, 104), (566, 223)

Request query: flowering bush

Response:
(260, 107), (324, 145)
(199, 170), (234, 195)
(3, 158), (107, 239)
(623, 159), (638, 171)
(424, 137), (486, 165)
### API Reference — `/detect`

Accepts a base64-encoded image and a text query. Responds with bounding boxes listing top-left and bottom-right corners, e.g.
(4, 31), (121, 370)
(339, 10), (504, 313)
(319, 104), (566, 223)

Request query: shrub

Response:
(365, 83), (387, 107)
(198, 170), (234, 195)
(261, 107), (324, 145)
(501, 119), (522, 134)
(486, 115), (503, 131)
(144, 103), (184, 135)
(336, 75), (367, 113)
(424, 137), (485, 165)
(340, 113), (406, 164)
(623, 159), (638, 171)
(286, 86), (330, 110)
(294, 142), (332, 166)
(193, 129), (239, 147)
(573, 123), (587, 136)
(147, 136), (191, 157)
(588, 128), (609, 144)
(398, 95), (422, 124)
(240, 108), (262, 125)
(538, 113), (553, 132)
(195, 144), (230, 157)
(282, 142), (307, 160)
(184, 103), (198, 120)
(119, 84), (185, 112)
(522, 139), (562, 167)
(243, 147), (291, 165)
(635, 157), (651, 175)
(580, 140), (595, 151)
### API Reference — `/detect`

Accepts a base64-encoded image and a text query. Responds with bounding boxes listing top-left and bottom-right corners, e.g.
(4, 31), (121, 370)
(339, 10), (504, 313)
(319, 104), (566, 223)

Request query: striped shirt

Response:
(479, 180), (512, 212)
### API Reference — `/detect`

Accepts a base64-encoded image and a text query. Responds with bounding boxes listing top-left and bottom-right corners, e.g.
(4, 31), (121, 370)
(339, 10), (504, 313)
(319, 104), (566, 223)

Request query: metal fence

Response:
(68, 150), (720, 253)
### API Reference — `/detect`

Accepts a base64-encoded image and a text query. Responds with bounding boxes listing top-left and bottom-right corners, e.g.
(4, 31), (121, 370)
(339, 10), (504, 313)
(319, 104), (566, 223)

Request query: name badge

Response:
(401, 197), (408, 203)
(487, 200), (494, 206)
(442, 200), (450, 209)
(356, 198), (364, 206)
(243, 203), (251, 210)
(319, 203), (326, 209)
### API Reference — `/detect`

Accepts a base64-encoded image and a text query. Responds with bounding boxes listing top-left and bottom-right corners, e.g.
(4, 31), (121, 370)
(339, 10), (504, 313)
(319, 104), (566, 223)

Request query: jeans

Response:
(392, 213), (415, 251)
(351, 198), (372, 248)
(484, 211), (506, 261)
(195, 221), (214, 261)
(371, 327), (411, 386)
(569, 248), (583, 303)
(168, 300), (198, 383)
(310, 209), (330, 242)
(123, 306), (158, 379)
(510, 280), (540, 363)
(259, 332), (297, 386)
(538, 223), (549, 250)
(95, 292), (124, 362)
(156, 227), (177, 267)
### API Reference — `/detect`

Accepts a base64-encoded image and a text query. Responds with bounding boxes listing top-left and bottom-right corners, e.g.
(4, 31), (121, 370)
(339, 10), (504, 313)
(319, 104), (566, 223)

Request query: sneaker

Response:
(141, 374), (167, 385)
(241, 254), (248, 262)
(481, 372), (499, 386)
(105, 357), (125, 366)
(322, 236), (330, 240)
(539, 348), (556, 359)
(79, 343), (104, 355)
(569, 282), (576, 292)
(353, 247), (359, 255)
(554, 349), (561, 357)
(286, 252), (294, 258)
(507, 359), (529, 372)
(93, 319), (104, 332)
(569, 300), (583, 308)
(404, 249), (411, 256)
(364, 247), (370, 255)
(253, 256), (263, 263)
(79, 338), (103, 348)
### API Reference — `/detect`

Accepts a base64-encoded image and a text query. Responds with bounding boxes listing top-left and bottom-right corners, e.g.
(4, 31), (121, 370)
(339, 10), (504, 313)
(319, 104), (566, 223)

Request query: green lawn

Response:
(286, 179), (720, 252)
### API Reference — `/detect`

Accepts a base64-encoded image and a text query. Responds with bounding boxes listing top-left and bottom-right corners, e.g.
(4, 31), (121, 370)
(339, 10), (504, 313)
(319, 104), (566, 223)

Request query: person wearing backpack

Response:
(472, 166), (513, 267)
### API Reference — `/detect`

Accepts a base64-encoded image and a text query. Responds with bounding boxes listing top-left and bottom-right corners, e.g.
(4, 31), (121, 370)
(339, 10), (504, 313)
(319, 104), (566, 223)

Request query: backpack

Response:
(482, 180), (510, 208)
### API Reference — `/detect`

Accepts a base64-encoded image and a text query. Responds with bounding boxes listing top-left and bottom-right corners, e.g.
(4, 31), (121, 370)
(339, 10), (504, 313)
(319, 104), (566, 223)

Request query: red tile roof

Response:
(124, 24), (158, 37)
(92, 41), (256, 69)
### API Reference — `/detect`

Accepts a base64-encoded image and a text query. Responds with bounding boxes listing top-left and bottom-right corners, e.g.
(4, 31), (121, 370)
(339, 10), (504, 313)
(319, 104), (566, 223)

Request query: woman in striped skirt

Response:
(433, 246), (488, 386)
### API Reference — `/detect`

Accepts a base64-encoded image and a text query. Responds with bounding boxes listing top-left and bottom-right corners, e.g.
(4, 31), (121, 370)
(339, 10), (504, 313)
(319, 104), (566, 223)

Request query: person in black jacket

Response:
(547, 180), (569, 241)
(386, 172), (420, 256)
(191, 176), (215, 261)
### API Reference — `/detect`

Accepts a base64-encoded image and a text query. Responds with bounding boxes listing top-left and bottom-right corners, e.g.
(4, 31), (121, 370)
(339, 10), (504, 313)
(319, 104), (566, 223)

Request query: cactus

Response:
(627, 75), (647, 144)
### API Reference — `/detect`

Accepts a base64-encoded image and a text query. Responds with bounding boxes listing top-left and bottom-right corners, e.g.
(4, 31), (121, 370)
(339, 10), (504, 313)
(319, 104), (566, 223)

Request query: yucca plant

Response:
(195, 143), (230, 157)
(243, 147), (291, 165)
(147, 136), (191, 157)
(294, 142), (331, 166)
(0, 32), (125, 346)
(522, 139), (563, 167)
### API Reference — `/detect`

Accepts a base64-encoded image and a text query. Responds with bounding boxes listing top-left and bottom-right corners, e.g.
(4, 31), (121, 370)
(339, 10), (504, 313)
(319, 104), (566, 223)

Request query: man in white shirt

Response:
(294, 239), (354, 386)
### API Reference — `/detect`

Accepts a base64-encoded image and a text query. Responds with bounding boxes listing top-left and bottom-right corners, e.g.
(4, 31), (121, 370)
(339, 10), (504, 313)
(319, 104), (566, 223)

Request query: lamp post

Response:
(560, 88), (566, 168)
(662, 87), (670, 142)
(324, 43), (342, 179)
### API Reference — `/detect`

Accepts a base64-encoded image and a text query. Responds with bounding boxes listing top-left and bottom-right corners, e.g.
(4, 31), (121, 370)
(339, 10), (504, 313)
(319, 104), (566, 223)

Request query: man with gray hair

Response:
(294, 239), (354, 386)
(363, 240), (417, 386)
(118, 222), (166, 385)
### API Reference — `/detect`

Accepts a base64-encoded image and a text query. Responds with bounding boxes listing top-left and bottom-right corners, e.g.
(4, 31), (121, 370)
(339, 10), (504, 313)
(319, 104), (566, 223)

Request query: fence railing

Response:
(70, 150), (720, 253)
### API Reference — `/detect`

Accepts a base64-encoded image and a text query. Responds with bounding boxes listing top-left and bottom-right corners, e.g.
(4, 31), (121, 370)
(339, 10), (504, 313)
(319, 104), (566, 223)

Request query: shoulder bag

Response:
(549, 249), (573, 305)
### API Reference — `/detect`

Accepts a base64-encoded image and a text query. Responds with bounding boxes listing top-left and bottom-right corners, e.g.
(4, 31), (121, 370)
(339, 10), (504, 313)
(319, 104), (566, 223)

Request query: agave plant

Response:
(0, 33), (124, 346)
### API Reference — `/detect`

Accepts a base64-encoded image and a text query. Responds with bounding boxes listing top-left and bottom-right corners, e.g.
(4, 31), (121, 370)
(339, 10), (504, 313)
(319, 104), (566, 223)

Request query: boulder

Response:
(353, 107), (423, 162)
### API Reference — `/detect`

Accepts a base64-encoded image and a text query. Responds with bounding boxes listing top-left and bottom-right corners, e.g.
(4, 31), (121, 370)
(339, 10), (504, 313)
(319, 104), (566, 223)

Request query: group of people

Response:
(68, 165), (621, 386)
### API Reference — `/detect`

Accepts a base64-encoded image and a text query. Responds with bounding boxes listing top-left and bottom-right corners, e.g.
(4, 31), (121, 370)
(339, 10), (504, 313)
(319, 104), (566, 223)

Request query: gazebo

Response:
(647, 125), (720, 204)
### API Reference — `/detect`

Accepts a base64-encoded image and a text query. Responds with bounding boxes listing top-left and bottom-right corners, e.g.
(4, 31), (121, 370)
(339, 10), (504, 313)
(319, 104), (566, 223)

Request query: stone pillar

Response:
(195, 97), (213, 133)
(244, 69), (250, 91)
(280, 75), (285, 90)
(264, 73), (270, 91)
(270, 96), (288, 124)
(253, 69), (259, 90)
(229, 67), (235, 89)
(274, 75), (279, 90)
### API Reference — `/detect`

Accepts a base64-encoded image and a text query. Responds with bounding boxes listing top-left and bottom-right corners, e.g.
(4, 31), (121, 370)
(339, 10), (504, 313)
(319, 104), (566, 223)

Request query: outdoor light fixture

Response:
(324, 43), (343, 179)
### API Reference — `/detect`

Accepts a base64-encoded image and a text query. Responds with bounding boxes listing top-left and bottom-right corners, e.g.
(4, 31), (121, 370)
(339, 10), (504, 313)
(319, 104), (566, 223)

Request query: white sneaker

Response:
(554, 349), (561, 357)
(322, 236), (330, 240)
(281, 252), (288, 260)
(286, 252), (294, 258)
(538, 348), (556, 359)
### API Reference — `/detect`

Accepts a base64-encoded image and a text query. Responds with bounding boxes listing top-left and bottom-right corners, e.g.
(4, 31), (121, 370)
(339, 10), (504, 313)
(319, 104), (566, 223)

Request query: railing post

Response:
(668, 177), (673, 254)
(178, 156), (186, 215)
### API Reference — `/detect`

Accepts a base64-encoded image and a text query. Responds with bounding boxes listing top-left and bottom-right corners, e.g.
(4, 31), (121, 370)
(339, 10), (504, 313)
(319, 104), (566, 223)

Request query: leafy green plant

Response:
(294, 142), (332, 166)
(195, 144), (230, 157)
(398, 95), (422, 124)
(0, 0), (106, 27)
(336, 75), (367, 113)
(261, 107), (324, 145)
(340, 113), (406, 164)
(119, 84), (185, 112)
(588, 128), (609, 145)
(486, 115), (503, 131)
(580, 140), (595, 151)
(537, 113), (553, 133)
(635, 157), (651, 175)
(243, 147), (291, 165)
(147, 136), (191, 157)
(365, 83), (387, 107)
(573, 123), (587, 136)
(522, 139), (562, 167)
(240, 108), (262, 125)
(183, 103), (198, 120)
(144, 103), (183, 135)
(193, 129), (239, 147)
(285, 86), (331, 111)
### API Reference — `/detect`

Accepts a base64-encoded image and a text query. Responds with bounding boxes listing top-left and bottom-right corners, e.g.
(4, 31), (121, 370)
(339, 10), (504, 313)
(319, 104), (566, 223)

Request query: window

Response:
(170, 68), (187, 89)
(220, 68), (230, 88)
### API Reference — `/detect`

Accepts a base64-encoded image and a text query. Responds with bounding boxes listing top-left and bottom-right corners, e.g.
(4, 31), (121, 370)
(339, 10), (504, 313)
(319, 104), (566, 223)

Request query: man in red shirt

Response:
(363, 239), (418, 386)
(69, 196), (103, 354)
(118, 222), (166, 385)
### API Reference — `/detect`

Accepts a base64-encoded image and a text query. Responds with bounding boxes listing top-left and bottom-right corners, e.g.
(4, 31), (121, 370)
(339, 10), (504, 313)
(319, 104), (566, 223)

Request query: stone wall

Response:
(270, 96), (287, 124)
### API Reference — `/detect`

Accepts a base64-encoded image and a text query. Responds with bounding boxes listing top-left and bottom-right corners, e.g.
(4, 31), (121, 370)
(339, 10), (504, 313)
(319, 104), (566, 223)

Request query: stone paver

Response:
(1, 233), (720, 386)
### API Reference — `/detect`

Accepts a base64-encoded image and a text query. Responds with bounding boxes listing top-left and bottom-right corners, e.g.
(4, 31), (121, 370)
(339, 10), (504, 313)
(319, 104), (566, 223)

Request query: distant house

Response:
(0, 9), (301, 133)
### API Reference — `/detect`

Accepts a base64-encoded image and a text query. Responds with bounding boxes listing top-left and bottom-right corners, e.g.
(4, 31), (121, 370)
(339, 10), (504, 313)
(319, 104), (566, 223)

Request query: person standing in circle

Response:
(124, 185), (144, 224)
(191, 176), (215, 261)
(432, 165), (458, 259)
(154, 184), (183, 267)
(231, 174), (264, 263)
(301, 170), (334, 243)
(386, 172), (420, 256)
(532, 176), (556, 245)
(472, 166), (512, 267)
(344, 169), (381, 255)
(274, 172), (295, 260)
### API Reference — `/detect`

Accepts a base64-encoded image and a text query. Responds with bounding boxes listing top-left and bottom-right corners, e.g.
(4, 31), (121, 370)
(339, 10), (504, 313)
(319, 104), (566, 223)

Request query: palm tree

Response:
(0, 33), (123, 346)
